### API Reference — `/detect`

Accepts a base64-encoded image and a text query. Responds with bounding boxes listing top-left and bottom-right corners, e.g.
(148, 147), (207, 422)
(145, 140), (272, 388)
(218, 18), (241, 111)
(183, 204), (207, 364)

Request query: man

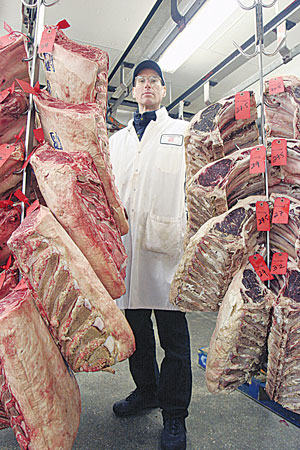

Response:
(109, 60), (192, 450)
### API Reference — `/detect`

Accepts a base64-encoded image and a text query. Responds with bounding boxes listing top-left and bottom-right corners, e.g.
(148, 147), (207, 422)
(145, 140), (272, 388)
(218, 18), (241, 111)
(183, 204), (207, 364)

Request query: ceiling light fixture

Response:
(158, 0), (240, 73)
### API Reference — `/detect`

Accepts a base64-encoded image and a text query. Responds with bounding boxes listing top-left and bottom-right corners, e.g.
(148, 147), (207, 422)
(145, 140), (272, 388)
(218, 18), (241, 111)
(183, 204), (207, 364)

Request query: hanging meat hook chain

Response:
(234, 0), (284, 278)
(19, 0), (44, 222)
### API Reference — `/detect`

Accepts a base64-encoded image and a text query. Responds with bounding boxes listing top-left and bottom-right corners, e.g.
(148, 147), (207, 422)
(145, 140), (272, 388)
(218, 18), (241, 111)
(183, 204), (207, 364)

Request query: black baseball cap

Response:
(132, 60), (165, 85)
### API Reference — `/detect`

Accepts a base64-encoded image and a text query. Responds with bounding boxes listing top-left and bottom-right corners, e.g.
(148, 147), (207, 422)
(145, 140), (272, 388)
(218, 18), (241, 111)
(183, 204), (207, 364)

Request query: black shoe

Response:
(113, 389), (159, 417)
(161, 417), (186, 450)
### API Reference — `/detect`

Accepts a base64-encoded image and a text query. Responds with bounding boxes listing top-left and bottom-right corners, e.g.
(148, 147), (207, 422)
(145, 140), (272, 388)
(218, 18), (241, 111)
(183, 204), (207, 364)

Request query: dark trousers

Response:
(125, 309), (192, 419)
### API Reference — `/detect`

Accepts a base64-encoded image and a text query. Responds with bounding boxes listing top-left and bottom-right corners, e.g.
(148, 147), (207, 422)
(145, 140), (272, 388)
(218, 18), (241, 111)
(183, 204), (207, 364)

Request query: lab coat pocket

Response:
(144, 213), (183, 257)
(155, 144), (183, 174)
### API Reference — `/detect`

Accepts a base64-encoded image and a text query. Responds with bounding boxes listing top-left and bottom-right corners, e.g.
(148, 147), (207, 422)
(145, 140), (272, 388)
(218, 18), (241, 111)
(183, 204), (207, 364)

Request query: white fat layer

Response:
(93, 316), (104, 331)
(103, 336), (114, 354)
(84, 298), (92, 310)
(73, 279), (79, 290)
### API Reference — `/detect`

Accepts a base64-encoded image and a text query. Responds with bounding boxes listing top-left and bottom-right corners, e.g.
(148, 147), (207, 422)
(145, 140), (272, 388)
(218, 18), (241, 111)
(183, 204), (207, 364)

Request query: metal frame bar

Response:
(151, 0), (208, 61)
(108, 0), (164, 83)
(166, 0), (300, 112)
(20, 0), (44, 221)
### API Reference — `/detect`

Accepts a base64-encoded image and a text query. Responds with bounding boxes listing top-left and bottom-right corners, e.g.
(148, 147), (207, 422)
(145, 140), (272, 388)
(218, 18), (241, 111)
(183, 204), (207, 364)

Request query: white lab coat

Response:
(109, 107), (188, 310)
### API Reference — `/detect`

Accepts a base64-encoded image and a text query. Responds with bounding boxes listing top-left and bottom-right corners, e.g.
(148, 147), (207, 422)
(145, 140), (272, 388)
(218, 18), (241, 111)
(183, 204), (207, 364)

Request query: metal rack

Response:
(19, 0), (58, 221)
(233, 0), (286, 274)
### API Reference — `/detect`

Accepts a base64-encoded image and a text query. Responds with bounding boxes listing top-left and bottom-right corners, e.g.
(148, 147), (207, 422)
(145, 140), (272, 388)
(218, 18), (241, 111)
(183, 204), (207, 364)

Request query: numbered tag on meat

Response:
(271, 139), (287, 166)
(250, 145), (266, 174)
(38, 27), (57, 53)
(268, 77), (285, 94)
(235, 91), (251, 120)
(249, 254), (274, 281)
(256, 201), (270, 231)
(272, 197), (290, 224)
(271, 252), (288, 275)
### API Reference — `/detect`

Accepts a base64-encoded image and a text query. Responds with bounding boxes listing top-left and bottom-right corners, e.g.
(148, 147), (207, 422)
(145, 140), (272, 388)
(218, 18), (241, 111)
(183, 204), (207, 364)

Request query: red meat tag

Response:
(13, 278), (27, 291)
(3, 22), (13, 34)
(0, 86), (10, 103)
(0, 271), (5, 290)
(26, 199), (40, 217)
(269, 77), (285, 94)
(56, 19), (70, 30)
(16, 79), (40, 95)
(271, 252), (288, 275)
(250, 145), (266, 174)
(14, 189), (30, 206)
(271, 139), (287, 166)
(235, 91), (251, 120)
(272, 197), (290, 224)
(256, 201), (270, 231)
(249, 254), (274, 281)
(38, 26), (56, 53)
(33, 128), (45, 144)
(0, 81), (14, 103)
(0, 144), (14, 168)
(14, 126), (25, 144)
(3, 255), (12, 271)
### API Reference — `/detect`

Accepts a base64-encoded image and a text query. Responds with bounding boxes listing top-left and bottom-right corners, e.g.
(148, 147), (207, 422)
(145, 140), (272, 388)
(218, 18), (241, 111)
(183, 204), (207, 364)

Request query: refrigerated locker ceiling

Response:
(2, 0), (300, 118)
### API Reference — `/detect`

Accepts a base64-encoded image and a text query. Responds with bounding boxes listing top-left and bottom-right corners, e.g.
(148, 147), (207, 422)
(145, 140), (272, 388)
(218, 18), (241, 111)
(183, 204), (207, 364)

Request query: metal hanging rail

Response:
(166, 0), (300, 113)
(108, 0), (164, 83)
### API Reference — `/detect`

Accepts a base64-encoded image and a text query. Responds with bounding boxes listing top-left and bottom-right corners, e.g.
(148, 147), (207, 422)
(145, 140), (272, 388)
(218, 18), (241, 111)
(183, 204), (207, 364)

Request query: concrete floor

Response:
(1, 311), (300, 449)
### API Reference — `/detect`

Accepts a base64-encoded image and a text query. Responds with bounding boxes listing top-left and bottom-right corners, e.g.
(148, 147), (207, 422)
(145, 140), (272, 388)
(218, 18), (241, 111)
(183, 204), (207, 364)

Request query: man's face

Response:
(132, 68), (166, 114)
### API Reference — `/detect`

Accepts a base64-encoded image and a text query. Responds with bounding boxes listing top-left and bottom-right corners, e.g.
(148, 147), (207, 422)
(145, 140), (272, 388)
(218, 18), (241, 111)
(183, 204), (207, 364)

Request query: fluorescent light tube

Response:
(158, 0), (240, 73)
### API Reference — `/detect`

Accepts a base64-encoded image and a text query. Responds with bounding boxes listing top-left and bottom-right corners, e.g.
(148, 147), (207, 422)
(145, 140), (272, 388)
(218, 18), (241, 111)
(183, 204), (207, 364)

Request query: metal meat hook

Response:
(262, 33), (286, 56)
(20, 0), (38, 8)
(237, 0), (277, 9)
(237, 0), (256, 11)
(234, 0), (282, 59)
(232, 40), (259, 59)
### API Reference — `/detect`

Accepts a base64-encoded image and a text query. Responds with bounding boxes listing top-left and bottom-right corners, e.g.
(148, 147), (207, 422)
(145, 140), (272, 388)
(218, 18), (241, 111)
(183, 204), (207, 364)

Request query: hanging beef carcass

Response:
(42, 29), (109, 116)
(0, 88), (28, 145)
(0, 286), (81, 449)
(264, 75), (300, 139)
(30, 143), (127, 299)
(269, 193), (300, 261)
(0, 264), (18, 301)
(268, 139), (300, 200)
(266, 261), (300, 413)
(185, 139), (300, 246)
(34, 91), (128, 235)
(185, 147), (264, 244)
(184, 92), (259, 182)
(0, 142), (24, 198)
(0, 34), (29, 90)
(170, 196), (265, 312)
(206, 257), (274, 393)
(8, 205), (135, 372)
(0, 204), (21, 266)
